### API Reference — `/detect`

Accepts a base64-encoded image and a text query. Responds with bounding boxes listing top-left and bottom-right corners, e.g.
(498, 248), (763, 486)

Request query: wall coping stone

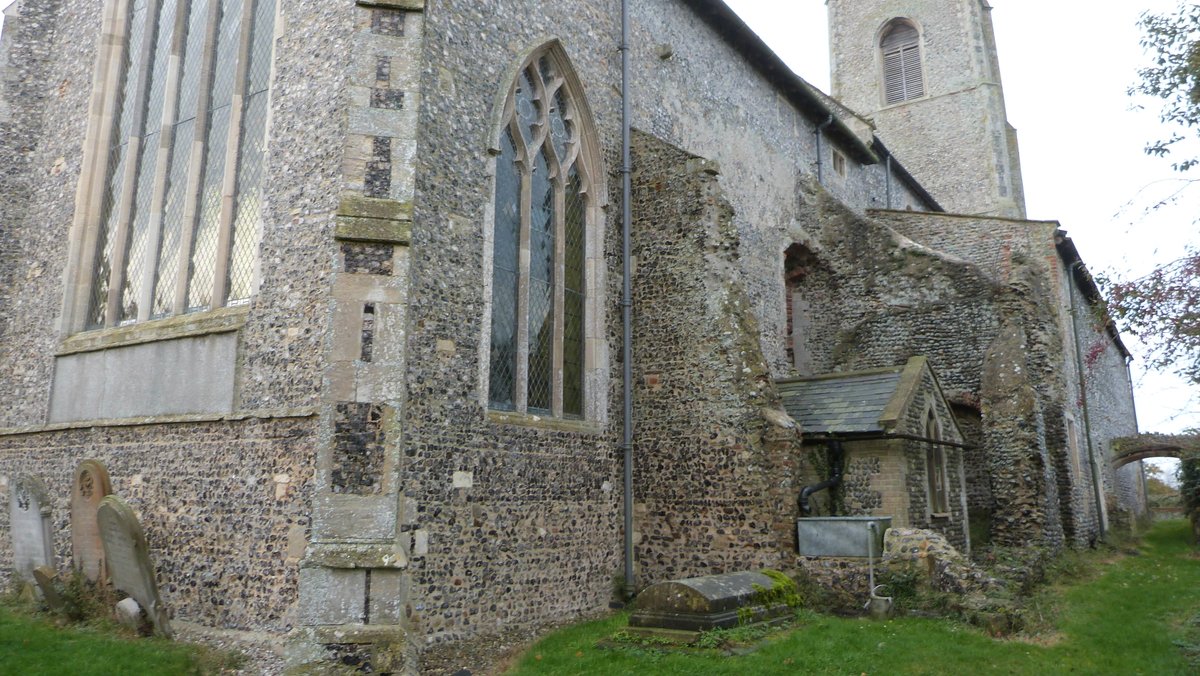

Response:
(355, 0), (424, 11)
(57, 305), (249, 356)
(0, 408), (317, 438)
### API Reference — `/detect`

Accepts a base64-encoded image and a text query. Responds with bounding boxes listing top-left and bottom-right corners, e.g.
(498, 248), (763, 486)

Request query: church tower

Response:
(828, 0), (1026, 218)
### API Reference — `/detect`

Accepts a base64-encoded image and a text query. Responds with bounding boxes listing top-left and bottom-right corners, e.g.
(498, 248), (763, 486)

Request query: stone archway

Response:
(1112, 433), (1200, 469)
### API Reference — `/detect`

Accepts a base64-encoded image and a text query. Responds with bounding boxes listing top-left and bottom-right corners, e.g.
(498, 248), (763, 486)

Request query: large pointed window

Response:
(488, 47), (597, 419)
(78, 0), (275, 330)
(881, 20), (924, 105)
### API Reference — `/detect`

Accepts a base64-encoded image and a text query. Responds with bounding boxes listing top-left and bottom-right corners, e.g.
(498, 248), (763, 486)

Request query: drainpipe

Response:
(885, 154), (893, 209)
(814, 115), (834, 185)
(620, 0), (635, 599)
(1068, 261), (1108, 537)
(799, 439), (845, 516)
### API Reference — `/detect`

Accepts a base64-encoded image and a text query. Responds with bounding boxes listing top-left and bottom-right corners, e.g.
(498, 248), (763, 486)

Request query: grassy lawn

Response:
(508, 519), (1200, 675)
(0, 604), (233, 675)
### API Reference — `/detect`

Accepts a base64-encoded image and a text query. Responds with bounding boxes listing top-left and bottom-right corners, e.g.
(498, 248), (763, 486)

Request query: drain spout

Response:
(799, 439), (845, 516)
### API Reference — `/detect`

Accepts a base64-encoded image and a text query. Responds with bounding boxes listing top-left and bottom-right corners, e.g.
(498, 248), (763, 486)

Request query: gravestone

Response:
(70, 460), (113, 582)
(97, 495), (172, 638)
(9, 475), (55, 585)
(33, 565), (67, 613)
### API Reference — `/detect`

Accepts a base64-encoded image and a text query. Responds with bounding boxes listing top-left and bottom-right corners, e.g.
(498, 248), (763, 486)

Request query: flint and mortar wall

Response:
(0, 416), (315, 631)
(628, 132), (802, 583)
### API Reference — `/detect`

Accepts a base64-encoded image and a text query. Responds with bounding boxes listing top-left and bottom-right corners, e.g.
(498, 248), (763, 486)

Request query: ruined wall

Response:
(0, 416), (315, 631)
(1064, 272), (1144, 522)
(628, 132), (802, 583)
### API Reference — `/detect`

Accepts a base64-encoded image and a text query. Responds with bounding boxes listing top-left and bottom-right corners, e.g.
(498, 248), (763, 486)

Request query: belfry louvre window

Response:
(881, 21), (923, 105)
(488, 49), (594, 418)
(82, 0), (275, 329)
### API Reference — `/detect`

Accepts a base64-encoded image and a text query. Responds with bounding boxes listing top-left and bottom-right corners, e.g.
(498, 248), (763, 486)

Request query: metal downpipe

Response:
(814, 114), (834, 185)
(620, 0), (635, 599)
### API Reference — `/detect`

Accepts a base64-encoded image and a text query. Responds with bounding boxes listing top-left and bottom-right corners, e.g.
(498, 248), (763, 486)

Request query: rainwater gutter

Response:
(619, 0), (635, 599)
(814, 114), (834, 185)
(1068, 260), (1108, 537)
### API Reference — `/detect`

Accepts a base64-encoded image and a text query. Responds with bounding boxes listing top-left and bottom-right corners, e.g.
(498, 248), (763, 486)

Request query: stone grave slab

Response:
(97, 495), (172, 638)
(628, 570), (793, 636)
(9, 475), (54, 585)
(70, 459), (113, 582)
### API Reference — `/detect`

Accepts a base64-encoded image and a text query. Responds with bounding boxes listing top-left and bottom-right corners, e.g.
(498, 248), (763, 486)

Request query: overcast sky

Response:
(1, 1), (1194, 456)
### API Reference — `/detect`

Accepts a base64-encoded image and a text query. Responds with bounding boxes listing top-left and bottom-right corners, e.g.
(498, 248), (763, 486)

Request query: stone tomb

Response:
(97, 495), (173, 637)
(71, 460), (113, 582)
(628, 570), (794, 639)
(9, 475), (55, 586)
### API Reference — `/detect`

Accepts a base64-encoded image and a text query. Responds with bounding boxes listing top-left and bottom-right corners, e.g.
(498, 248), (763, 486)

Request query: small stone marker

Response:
(97, 495), (172, 638)
(32, 565), (67, 613)
(70, 459), (113, 582)
(9, 475), (55, 585)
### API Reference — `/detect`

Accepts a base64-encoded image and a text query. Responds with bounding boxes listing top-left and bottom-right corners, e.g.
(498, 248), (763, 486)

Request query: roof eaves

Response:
(1054, 232), (1134, 360)
(680, 0), (879, 165)
(870, 136), (944, 212)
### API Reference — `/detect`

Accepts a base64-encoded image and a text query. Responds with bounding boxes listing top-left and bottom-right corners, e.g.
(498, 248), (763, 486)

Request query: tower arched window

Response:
(487, 45), (603, 419)
(881, 20), (924, 105)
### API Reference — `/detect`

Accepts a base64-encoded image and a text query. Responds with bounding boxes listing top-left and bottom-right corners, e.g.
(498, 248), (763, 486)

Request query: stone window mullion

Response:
(71, 0), (135, 331)
(134, 0), (193, 322)
(209, 0), (258, 307)
(514, 132), (533, 414)
(101, 0), (164, 327)
(170, 0), (225, 314)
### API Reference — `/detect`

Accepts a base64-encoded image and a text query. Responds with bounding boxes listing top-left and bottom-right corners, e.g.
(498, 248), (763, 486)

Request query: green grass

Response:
(509, 519), (1200, 675)
(0, 604), (232, 675)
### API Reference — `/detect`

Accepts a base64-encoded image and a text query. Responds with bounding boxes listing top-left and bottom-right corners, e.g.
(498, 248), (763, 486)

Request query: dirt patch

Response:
(420, 613), (611, 675)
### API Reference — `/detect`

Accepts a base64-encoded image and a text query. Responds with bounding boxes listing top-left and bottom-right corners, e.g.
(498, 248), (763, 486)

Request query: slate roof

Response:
(777, 368), (905, 435)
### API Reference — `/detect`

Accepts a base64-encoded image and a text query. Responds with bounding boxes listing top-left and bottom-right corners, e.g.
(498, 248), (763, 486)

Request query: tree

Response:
(1108, 2), (1200, 384)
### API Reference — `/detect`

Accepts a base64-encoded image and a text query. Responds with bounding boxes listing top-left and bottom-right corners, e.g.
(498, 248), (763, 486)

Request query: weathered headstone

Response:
(97, 495), (172, 638)
(33, 565), (67, 613)
(9, 475), (54, 585)
(70, 459), (113, 582)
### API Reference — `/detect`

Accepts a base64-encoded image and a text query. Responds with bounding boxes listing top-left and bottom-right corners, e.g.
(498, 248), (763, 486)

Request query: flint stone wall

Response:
(0, 416), (315, 631)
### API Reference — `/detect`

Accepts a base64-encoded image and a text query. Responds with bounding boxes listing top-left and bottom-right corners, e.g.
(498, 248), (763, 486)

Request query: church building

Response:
(0, 0), (1145, 670)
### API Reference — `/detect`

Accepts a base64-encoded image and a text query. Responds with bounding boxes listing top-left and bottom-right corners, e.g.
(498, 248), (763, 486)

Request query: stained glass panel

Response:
(488, 130), (521, 409)
(563, 168), (585, 416)
(514, 68), (539, 146)
(527, 149), (554, 413)
(186, 104), (229, 310)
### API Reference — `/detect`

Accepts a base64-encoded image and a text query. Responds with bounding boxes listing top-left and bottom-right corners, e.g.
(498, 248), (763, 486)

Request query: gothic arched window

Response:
(881, 20), (924, 105)
(487, 45), (601, 419)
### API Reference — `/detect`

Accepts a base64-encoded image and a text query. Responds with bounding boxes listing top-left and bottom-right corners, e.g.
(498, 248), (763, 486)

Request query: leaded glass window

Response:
(881, 20), (924, 105)
(925, 410), (949, 514)
(82, 0), (276, 329)
(488, 50), (592, 418)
